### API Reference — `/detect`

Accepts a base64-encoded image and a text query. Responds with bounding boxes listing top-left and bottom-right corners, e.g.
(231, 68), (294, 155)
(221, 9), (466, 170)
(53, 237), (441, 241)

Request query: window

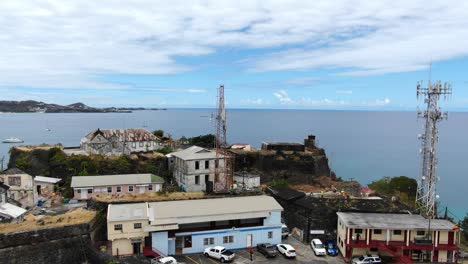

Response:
(205, 175), (209, 183)
(132, 142), (136, 148)
(116, 186), (121, 192)
(393, 230), (402, 235)
(184, 236), (192, 248)
(114, 224), (122, 231)
(107, 187), (112, 193)
(355, 229), (363, 234)
(374, 229), (382, 235)
(129, 185), (134, 192)
(8, 177), (21, 186)
(205, 160), (209, 169)
(223, 236), (234, 244)
(417, 230), (425, 236)
(77, 189), (81, 194)
(149, 185), (153, 191)
(87, 189), (92, 194)
(215, 160), (219, 168)
(139, 142), (144, 147)
(268, 231), (273, 239)
(204, 237), (215, 245)
(195, 161), (200, 170)
(195, 175), (200, 185)
(134, 223), (142, 229)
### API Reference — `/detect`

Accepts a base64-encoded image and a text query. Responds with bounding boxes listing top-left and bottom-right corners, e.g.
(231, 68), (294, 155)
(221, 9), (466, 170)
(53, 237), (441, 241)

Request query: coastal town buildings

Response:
(229, 143), (252, 151)
(168, 146), (226, 192)
(107, 202), (149, 256)
(34, 176), (61, 197)
(70, 173), (164, 200)
(80, 128), (162, 156)
(106, 195), (283, 257)
(336, 212), (460, 263)
(0, 168), (35, 208)
(261, 142), (305, 152)
(0, 181), (27, 222)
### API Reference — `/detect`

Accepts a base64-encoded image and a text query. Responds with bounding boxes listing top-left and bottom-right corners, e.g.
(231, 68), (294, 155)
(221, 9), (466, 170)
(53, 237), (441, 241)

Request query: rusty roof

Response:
(85, 128), (160, 142)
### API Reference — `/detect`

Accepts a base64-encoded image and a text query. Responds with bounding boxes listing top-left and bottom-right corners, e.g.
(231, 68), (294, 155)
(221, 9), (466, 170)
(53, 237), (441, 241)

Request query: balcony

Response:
(347, 239), (458, 251)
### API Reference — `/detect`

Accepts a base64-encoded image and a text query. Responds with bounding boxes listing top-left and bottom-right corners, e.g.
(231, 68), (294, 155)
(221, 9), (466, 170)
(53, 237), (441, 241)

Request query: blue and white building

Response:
(147, 195), (283, 255)
(106, 195), (283, 256)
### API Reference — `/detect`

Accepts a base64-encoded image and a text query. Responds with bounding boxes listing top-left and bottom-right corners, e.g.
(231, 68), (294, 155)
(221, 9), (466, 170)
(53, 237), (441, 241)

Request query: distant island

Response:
(0, 100), (167, 113)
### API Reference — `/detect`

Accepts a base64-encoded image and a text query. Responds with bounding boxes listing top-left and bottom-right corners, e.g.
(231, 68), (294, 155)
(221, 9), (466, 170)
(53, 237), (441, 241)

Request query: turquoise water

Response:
(0, 109), (466, 220)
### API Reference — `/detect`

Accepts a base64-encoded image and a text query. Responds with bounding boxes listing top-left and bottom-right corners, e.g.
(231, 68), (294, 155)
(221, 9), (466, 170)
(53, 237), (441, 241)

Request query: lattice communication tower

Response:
(214, 85), (233, 192)
(416, 79), (451, 218)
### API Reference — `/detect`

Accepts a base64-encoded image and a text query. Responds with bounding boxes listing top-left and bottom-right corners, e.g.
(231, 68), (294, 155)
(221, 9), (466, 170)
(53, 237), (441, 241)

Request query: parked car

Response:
(281, 224), (290, 239)
(310, 238), (326, 256)
(276, 243), (296, 258)
(325, 240), (339, 256)
(352, 254), (382, 264)
(204, 246), (235, 263)
(257, 243), (278, 258)
(151, 256), (178, 264)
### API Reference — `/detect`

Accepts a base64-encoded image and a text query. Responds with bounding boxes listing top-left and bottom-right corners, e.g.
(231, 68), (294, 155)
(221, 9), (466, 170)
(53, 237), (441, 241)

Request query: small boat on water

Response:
(2, 137), (24, 143)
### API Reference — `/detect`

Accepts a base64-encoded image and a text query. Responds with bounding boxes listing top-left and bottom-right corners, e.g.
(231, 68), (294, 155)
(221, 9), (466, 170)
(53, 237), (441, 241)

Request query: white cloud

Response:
(273, 90), (293, 104)
(240, 98), (269, 105)
(273, 90), (390, 107)
(0, 0), (467, 91)
(336, 90), (353, 94)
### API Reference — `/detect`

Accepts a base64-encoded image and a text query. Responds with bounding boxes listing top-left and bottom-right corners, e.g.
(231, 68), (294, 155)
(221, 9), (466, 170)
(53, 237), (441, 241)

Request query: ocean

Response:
(0, 109), (466, 220)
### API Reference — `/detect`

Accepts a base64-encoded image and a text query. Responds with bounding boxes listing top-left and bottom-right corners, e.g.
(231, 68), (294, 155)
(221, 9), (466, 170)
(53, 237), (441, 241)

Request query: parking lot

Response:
(172, 236), (346, 264)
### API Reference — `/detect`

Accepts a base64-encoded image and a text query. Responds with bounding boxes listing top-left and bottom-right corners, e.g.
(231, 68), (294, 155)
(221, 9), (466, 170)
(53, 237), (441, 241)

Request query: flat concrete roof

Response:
(107, 202), (148, 222)
(71, 173), (163, 188)
(337, 212), (456, 231)
(149, 195), (283, 226)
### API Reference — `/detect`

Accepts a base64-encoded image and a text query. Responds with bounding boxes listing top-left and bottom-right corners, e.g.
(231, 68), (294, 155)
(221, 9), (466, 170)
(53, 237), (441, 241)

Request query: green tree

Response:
(153, 129), (164, 138)
(188, 134), (216, 148)
(461, 214), (468, 242)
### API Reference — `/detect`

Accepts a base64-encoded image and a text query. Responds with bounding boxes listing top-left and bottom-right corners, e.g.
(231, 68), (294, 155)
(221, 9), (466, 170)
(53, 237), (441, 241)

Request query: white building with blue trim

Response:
(107, 195), (283, 256)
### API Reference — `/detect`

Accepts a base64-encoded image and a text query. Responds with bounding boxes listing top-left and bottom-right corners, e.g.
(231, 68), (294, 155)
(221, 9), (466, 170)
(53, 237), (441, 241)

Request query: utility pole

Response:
(416, 74), (451, 219)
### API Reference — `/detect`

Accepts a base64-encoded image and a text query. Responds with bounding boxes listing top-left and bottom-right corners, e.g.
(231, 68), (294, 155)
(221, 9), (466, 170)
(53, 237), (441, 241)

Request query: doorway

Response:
(139, 186), (145, 193)
(132, 242), (141, 254)
(36, 185), (41, 195)
(80, 190), (87, 199)
(246, 234), (253, 248)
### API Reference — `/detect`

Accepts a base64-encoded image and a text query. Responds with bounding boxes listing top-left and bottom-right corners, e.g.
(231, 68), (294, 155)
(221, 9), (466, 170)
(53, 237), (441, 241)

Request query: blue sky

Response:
(1, 0), (468, 110)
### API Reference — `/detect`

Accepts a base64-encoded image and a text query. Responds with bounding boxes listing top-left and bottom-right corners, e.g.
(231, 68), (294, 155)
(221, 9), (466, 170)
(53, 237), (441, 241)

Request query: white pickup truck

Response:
(203, 246), (236, 263)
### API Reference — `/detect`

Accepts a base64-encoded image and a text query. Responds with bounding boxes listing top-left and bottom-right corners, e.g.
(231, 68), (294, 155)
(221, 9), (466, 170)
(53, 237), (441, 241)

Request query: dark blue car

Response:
(326, 240), (338, 256)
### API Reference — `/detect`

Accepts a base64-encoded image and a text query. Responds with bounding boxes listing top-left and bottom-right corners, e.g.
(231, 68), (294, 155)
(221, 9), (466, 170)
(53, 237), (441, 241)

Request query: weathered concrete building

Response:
(168, 146), (226, 192)
(261, 142), (305, 152)
(70, 173), (164, 200)
(80, 128), (162, 156)
(0, 181), (27, 222)
(337, 212), (460, 263)
(0, 168), (35, 208)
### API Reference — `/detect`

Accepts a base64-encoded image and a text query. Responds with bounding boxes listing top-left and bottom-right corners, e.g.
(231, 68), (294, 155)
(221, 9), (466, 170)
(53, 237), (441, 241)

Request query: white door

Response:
(139, 186), (145, 193)
(246, 234), (253, 248)
(80, 190), (87, 199)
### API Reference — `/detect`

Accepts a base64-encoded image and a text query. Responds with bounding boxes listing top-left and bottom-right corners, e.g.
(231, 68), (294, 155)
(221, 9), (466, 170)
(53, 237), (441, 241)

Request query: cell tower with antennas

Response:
(214, 85), (233, 192)
(416, 71), (452, 219)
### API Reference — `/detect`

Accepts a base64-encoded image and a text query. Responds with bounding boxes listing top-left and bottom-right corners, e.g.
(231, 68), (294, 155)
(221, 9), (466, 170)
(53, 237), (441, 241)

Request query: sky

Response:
(1, 0), (468, 110)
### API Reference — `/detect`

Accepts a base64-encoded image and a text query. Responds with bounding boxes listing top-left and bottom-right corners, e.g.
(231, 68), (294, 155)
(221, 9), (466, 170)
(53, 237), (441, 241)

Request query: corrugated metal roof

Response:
(107, 203), (148, 222)
(148, 195), (283, 225)
(169, 146), (218, 160)
(34, 176), (62, 184)
(70, 173), (164, 188)
(337, 212), (456, 230)
(84, 128), (160, 142)
(0, 202), (27, 218)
